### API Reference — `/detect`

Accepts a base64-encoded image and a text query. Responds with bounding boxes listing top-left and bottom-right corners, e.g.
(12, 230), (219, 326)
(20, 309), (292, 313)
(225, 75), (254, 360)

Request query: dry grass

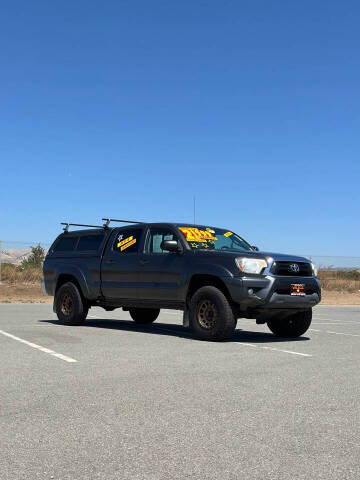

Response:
(0, 264), (49, 303)
(0, 263), (43, 284)
(317, 269), (360, 293)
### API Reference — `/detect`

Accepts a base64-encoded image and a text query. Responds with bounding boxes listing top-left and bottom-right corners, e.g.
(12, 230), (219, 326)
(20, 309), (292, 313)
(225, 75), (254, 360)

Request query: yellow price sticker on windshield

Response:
(179, 227), (216, 242)
(224, 231), (233, 237)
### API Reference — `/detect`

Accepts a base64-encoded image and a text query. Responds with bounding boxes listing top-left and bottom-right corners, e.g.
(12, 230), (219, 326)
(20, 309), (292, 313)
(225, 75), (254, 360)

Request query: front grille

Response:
(271, 261), (312, 277)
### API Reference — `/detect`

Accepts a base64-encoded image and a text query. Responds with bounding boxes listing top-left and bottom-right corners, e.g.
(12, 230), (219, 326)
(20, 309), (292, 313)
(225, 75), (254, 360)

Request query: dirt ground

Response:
(320, 290), (360, 305)
(1, 282), (360, 305)
(0, 283), (52, 303)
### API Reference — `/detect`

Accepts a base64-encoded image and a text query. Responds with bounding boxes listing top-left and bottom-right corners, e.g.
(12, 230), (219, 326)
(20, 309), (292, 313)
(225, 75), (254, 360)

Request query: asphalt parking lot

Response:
(1, 304), (359, 480)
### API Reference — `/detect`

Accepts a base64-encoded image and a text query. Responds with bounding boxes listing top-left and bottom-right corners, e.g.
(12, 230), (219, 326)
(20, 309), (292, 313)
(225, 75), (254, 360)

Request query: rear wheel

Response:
(129, 308), (160, 324)
(189, 286), (236, 341)
(267, 309), (312, 338)
(55, 282), (88, 326)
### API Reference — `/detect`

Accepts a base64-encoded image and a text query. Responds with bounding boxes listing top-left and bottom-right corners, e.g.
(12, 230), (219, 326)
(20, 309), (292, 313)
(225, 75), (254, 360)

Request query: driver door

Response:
(137, 227), (186, 302)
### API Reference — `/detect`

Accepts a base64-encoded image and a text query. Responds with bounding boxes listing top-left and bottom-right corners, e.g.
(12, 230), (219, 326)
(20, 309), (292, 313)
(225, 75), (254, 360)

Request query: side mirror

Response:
(161, 240), (181, 253)
(252, 246), (259, 251)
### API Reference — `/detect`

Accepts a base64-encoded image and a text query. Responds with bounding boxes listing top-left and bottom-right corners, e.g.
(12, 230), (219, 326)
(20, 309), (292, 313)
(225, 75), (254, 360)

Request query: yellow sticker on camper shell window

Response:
(120, 238), (137, 251)
(117, 236), (133, 248)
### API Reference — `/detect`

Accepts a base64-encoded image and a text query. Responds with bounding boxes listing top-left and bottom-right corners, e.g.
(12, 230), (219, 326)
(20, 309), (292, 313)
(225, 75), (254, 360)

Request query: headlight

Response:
(311, 262), (318, 277)
(235, 257), (267, 274)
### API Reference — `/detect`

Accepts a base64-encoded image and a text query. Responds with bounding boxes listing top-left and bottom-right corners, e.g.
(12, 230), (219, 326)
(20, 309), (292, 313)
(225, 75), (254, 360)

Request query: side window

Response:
(77, 234), (105, 252)
(145, 228), (178, 254)
(53, 236), (78, 252)
(113, 229), (142, 254)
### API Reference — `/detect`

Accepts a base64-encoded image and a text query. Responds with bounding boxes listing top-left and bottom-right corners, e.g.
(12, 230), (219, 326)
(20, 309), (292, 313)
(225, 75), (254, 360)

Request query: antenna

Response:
(193, 195), (196, 224)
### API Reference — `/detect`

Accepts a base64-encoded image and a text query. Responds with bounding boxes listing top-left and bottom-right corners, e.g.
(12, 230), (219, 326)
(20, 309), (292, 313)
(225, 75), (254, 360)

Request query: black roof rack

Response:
(102, 218), (143, 227)
(61, 222), (105, 233)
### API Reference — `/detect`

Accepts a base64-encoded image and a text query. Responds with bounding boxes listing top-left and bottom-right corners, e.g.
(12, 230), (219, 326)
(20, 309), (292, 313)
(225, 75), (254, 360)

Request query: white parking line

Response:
(154, 327), (191, 337)
(0, 329), (77, 363)
(313, 322), (350, 325)
(34, 323), (60, 327)
(313, 318), (335, 321)
(237, 342), (257, 348)
(309, 329), (360, 338)
(236, 342), (312, 357)
(327, 331), (360, 337)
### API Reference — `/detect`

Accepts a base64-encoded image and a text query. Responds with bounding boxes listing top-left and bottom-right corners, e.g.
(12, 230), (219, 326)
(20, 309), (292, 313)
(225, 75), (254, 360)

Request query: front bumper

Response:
(227, 274), (321, 311)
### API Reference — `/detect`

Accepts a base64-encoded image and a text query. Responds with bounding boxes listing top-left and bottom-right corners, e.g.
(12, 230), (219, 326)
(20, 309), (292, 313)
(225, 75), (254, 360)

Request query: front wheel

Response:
(267, 309), (312, 338)
(129, 308), (160, 324)
(189, 286), (236, 341)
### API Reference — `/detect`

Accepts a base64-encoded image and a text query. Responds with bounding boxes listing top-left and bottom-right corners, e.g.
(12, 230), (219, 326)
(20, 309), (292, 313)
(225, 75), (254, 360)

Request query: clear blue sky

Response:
(1, 0), (359, 255)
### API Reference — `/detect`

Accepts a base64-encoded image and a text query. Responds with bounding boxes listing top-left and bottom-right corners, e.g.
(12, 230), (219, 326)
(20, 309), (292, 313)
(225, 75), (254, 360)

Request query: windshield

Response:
(178, 226), (253, 252)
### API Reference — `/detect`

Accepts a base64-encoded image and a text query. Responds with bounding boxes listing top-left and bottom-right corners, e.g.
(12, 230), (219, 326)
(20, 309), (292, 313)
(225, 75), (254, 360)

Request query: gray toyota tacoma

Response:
(43, 219), (321, 341)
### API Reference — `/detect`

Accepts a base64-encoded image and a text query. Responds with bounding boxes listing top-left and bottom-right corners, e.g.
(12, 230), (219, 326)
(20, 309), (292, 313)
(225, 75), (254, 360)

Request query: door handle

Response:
(139, 259), (149, 265)
(105, 259), (115, 264)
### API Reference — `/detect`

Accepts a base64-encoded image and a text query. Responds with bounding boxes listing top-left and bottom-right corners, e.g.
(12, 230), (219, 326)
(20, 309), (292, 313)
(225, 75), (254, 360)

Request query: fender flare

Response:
(54, 266), (91, 299)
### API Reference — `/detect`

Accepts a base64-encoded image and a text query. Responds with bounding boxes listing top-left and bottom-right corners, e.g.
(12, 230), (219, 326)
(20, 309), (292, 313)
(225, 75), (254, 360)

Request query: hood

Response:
(194, 249), (311, 264)
(256, 251), (311, 263)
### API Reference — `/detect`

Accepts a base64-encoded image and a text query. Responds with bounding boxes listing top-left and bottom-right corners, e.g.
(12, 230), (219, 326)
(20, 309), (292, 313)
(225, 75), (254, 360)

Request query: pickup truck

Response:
(43, 221), (321, 341)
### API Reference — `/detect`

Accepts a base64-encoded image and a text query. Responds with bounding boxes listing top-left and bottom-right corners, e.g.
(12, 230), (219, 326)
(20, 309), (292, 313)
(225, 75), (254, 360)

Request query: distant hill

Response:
(1, 249), (33, 265)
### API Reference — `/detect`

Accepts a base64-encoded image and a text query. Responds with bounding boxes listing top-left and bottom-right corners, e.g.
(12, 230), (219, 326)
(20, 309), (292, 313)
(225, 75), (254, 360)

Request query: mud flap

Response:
(183, 308), (190, 328)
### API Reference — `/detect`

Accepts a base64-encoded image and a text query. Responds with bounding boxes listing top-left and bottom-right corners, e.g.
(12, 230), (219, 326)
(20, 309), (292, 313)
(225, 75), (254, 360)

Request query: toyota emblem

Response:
(289, 263), (300, 273)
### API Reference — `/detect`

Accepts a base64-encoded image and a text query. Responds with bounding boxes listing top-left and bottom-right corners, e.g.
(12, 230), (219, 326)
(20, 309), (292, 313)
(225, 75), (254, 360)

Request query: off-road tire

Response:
(267, 309), (312, 338)
(129, 308), (160, 324)
(189, 286), (236, 341)
(55, 282), (88, 326)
